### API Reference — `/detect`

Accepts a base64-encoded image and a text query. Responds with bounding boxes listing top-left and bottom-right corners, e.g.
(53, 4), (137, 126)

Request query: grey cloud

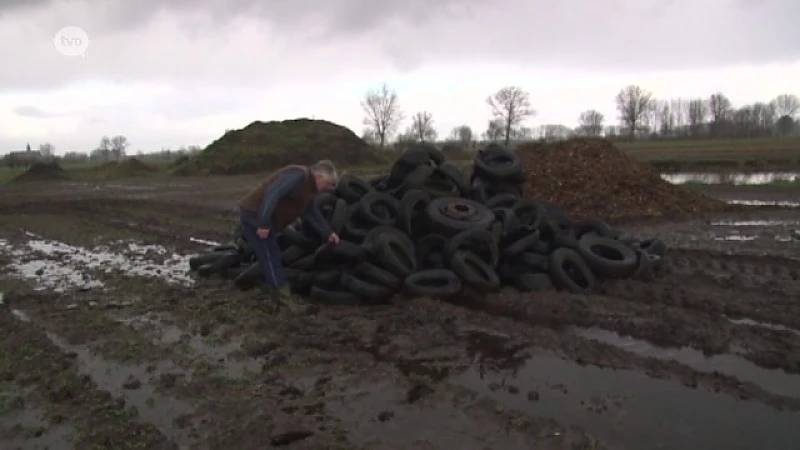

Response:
(13, 105), (58, 117)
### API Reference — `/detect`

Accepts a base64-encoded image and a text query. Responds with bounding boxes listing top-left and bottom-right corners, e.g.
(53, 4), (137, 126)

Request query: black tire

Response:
(189, 251), (228, 271)
(449, 250), (501, 292)
(415, 234), (448, 269)
(280, 226), (317, 250)
(444, 228), (499, 268)
(573, 218), (614, 239)
(196, 251), (243, 277)
(502, 230), (541, 259)
(390, 164), (436, 197)
(576, 235), (638, 278)
(374, 234), (417, 277)
(426, 197), (495, 233)
(359, 192), (399, 226)
(362, 226), (413, 255)
(396, 189), (431, 236)
(234, 262), (263, 290)
(515, 273), (553, 291)
(515, 252), (549, 272)
(473, 145), (524, 181)
(631, 250), (656, 281)
(336, 174), (373, 203)
(512, 200), (546, 232)
(309, 285), (363, 305)
(493, 208), (522, 242)
(435, 162), (471, 195)
(639, 238), (667, 257)
(548, 248), (597, 294)
(341, 204), (371, 243)
(288, 254), (316, 270)
(486, 193), (519, 209)
(211, 244), (237, 252)
(404, 269), (462, 298)
(314, 240), (367, 268)
(341, 273), (395, 302)
(281, 245), (306, 265)
(328, 198), (348, 234)
(354, 261), (402, 289)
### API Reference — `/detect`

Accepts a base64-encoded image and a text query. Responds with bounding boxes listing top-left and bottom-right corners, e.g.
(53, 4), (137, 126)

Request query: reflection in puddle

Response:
(663, 172), (799, 185)
(713, 235), (757, 241)
(451, 348), (800, 450)
(0, 236), (193, 292)
(727, 199), (800, 207)
(573, 327), (800, 398)
(188, 237), (222, 247)
(712, 220), (799, 226)
(728, 318), (800, 337)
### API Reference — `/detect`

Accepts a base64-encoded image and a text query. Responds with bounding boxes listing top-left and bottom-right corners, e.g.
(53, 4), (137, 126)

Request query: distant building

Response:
(4, 149), (43, 167)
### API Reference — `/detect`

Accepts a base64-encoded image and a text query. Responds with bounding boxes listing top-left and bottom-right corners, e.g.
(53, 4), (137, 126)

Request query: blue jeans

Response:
(239, 210), (285, 289)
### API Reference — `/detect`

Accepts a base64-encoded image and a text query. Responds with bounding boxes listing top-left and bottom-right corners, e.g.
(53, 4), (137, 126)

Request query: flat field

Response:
(0, 175), (799, 449)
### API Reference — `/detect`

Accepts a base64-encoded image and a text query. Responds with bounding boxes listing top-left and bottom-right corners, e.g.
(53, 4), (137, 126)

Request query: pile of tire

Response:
(188, 143), (667, 305)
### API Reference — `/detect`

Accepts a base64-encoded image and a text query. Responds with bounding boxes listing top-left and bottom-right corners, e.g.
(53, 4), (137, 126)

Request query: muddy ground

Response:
(0, 176), (798, 450)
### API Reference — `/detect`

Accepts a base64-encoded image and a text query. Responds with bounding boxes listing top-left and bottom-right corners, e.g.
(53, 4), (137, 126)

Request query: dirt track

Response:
(1, 177), (799, 450)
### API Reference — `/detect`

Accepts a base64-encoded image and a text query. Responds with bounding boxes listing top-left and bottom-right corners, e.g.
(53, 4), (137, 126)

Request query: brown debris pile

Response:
(102, 158), (155, 178)
(517, 138), (727, 221)
(11, 161), (69, 183)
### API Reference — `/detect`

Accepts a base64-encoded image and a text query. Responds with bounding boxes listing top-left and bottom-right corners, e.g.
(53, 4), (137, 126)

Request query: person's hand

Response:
(327, 232), (340, 245)
(257, 228), (270, 239)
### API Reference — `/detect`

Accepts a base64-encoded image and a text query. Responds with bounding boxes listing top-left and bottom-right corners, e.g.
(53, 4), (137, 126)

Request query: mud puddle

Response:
(727, 199), (800, 207)
(0, 408), (74, 448)
(119, 313), (261, 379)
(10, 308), (194, 446)
(0, 235), (193, 291)
(574, 327), (800, 398)
(188, 237), (222, 247)
(449, 331), (800, 450)
(663, 172), (799, 185)
(712, 220), (800, 226)
(728, 318), (800, 338)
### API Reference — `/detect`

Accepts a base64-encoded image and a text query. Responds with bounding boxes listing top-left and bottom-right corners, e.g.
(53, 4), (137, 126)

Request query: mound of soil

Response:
(184, 119), (383, 175)
(11, 161), (69, 183)
(517, 138), (728, 221)
(103, 158), (155, 178)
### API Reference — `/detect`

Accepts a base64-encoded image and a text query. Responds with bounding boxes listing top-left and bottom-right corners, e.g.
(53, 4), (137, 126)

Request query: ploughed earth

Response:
(1, 176), (799, 450)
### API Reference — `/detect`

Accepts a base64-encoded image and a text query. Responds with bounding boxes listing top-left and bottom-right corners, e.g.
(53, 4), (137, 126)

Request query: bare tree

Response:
(657, 101), (674, 137)
(482, 119), (504, 142)
(538, 124), (572, 141)
(670, 98), (685, 135)
(770, 94), (800, 117)
(687, 98), (708, 137)
(615, 85), (653, 140)
(577, 110), (604, 136)
(411, 111), (437, 142)
(110, 135), (129, 161)
(708, 92), (732, 137)
(486, 86), (535, 146)
(449, 125), (473, 144)
(361, 83), (403, 149)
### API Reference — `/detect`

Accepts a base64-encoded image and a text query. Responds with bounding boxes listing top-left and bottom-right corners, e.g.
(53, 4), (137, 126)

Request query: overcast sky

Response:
(1, 0), (799, 154)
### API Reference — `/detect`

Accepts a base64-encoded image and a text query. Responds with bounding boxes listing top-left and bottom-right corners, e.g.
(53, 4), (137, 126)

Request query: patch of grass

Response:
(616, 137), (800, 163)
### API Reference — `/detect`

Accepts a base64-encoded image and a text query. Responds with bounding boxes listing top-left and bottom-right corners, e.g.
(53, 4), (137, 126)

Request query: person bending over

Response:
(237, 160), (340, 309)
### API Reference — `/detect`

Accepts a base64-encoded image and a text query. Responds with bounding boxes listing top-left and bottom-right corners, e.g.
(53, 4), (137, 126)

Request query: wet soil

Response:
(1, 176), (799, 449)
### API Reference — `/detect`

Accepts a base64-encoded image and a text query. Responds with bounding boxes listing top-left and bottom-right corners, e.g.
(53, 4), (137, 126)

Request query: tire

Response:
(280, 226), (317, 250)
(639, 238), (667, 257)
(328, 198), (348, 234)
(493, 208), (522, 242)
(390, 164), (436, 197)
(426, 197), (495, 233)
(234, 262), (263, 290)
(374, 234), (417, 277)
(435, 162), (471, 195)
(502, 230), (541, 259)
(211, 244), (237, 252)
(573, 219), (614, 239)
(576, 235), (638, 278)
(404, 269), (462, 298)
(415, 234), (448, 269)
(281, 245), (306, 265)
(548, 248), (597, 294)
(341, 204), (371, 243)
(515, 252), (549, 272)
(515, 273), (553, 291)
(363, 226), (413, 255)
(288, 254), (316, 270)
(473, 145), (524, 181)
(313, 240), (367, 268)
(189, 251), (228, 271)
(449, 250), (501, 292)
(341, 273), (395, 302)
(353, 261), (402, 289)
(359, 192), (399, 226)
(512, 200), (546, 232)
(631, 250), (655, 281)
(397, 189), (431, 236)
(336, 174), (373, 203)
(309, 285), (363, 305)
(445, 228), (499, 268)
(196, 251), (243, 277)
(486, 193), (519, 209)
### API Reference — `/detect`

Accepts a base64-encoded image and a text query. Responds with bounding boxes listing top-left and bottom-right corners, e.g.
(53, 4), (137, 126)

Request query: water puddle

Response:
(574, 327), (800, 398)
(712, 220), (800, 226)
(728, 318), (800, 338)
(118, 313), (260, 379)
(0, 236), (194, 292)
(727, 199), (800, 207)
(663, 172), (799, 185)
(44, 331), (194, 446)
(0, 408), (74, 449)
(451, 343), (800, 450)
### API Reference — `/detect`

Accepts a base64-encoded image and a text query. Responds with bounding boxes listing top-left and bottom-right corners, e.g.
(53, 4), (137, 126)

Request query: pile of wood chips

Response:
(517, 138), (728, 221)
